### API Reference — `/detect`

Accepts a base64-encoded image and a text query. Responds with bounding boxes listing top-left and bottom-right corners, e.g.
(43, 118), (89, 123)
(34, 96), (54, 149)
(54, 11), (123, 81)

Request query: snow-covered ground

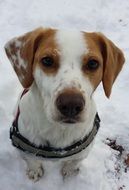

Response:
(0, 0), (129, 189)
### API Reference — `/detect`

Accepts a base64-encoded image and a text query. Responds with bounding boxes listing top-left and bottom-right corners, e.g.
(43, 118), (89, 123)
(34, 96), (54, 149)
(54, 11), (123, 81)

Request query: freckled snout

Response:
(56, 90), (85, 119)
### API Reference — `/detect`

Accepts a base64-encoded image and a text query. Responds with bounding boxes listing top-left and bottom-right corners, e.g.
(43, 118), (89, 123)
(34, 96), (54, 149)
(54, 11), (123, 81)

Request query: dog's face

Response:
(5, 28), (125, 125)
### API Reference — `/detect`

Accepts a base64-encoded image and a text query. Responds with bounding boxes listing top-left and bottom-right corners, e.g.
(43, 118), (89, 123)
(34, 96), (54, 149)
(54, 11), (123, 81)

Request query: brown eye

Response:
(41, 56), (54, 67)
(86, 59), (99, 71)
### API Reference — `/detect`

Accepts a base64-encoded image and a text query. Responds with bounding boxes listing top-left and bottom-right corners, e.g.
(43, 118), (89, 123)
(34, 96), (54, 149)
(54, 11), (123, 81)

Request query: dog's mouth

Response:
(62, 118), (77, 124)
(59, 116), (81, 124)
(53, 112), (84, 125)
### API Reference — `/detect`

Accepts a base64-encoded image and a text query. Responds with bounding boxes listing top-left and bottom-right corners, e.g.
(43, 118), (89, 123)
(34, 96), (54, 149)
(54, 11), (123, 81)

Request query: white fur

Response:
(5, 38), (27, 70)
(15, 30), (97, 180)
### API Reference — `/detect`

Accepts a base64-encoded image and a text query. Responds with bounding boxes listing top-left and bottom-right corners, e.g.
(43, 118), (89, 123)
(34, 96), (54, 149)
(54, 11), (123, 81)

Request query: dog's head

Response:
(5, 28), (125, 125)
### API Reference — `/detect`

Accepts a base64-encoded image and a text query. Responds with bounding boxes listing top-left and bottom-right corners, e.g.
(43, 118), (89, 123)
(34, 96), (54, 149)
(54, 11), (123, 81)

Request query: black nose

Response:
(56, 90), (85, 118)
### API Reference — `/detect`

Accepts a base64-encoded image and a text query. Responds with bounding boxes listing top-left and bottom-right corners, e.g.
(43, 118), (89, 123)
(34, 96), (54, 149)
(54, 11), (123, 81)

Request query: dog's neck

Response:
(18, 83), (97, 148)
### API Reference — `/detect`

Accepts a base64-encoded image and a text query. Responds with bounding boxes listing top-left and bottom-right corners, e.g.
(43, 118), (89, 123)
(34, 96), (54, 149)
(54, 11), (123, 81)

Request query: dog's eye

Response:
(86, 59), (99, 71)
(41, 57), (54, 67)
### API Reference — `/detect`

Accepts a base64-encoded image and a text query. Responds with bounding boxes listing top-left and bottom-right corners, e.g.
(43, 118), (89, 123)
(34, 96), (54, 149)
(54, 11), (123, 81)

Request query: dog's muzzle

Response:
(56, 90), (85, 123)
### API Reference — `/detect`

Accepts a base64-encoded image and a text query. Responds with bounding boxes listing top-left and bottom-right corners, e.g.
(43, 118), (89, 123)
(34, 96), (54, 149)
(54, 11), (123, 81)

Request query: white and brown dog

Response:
(5, 28), (125, 181)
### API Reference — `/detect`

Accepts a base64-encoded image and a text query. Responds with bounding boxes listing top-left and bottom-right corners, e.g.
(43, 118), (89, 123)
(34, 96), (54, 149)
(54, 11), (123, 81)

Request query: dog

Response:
(5, 27), (125, 181)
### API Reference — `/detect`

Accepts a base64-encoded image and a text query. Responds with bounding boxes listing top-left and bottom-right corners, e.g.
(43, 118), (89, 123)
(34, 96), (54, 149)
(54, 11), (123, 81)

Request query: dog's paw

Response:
(26, 166), (44, 182)
(61, 167), (80, 179)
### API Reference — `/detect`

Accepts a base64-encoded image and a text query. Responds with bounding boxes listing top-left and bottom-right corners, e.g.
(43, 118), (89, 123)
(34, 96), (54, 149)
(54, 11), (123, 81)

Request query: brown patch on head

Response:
(5, 28), (58, 88)
(33, 30), (60, 75)
(82, 33), (103, 92)
(83, 32), (125, 97)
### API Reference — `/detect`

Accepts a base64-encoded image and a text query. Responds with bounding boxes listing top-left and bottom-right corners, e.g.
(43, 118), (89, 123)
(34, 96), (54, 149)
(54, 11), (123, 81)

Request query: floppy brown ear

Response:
(4, 28), (43, 88)
(97, 33), (125, 98)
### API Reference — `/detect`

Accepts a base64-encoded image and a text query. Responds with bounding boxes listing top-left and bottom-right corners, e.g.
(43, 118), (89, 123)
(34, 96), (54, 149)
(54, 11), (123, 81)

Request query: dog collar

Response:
(10, 90), (101, 159)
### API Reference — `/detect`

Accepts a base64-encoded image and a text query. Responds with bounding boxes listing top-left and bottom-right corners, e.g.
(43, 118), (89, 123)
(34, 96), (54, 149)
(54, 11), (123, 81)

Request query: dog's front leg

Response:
(61, 160), (80, 179)
(23, 155), (44, 182)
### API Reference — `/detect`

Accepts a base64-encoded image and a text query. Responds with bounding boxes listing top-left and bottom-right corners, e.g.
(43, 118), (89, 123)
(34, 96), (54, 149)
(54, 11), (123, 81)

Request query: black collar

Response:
(10, 113), (100, 159)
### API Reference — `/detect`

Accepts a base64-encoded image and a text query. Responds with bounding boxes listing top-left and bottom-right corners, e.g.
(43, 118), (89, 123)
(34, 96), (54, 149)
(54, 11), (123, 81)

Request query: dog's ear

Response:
(96, 33), (125, 98)
(4, 28), (43, 88)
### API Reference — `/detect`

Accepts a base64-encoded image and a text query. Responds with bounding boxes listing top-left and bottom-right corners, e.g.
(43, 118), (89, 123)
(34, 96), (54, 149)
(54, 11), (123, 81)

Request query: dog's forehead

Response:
(55, 30), (88, 58)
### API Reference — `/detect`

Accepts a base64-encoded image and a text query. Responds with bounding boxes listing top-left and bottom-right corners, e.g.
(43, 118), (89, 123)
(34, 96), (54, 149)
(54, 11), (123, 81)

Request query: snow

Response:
(0, 0), (129, 189)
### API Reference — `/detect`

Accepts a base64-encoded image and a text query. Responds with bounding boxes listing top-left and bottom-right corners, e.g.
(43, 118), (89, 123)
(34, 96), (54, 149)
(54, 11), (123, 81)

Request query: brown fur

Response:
(33, 30), (60, 75)
(5, 28), (125, 98)
(83, 32), (125, 97)
(5, 28), (58, 88)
